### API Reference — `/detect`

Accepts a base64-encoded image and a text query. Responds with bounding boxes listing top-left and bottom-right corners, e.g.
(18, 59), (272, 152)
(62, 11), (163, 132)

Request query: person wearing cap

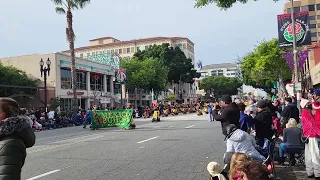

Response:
(207, 161), (227, 180)
(254, 100), (273, 147)
(301, 98), (320, 179)
(213, 95), (240, 136)
(280, 97), (300, 128)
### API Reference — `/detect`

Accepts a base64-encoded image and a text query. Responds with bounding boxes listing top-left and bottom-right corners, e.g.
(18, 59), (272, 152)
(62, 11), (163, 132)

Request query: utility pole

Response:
(290, 0), (300, 109)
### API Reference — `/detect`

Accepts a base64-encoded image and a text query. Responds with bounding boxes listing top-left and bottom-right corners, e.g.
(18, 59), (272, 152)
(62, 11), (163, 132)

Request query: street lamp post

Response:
(39, 58), (51, 120)
(178, 73), (190, 102)
(290, 0), (300, 109)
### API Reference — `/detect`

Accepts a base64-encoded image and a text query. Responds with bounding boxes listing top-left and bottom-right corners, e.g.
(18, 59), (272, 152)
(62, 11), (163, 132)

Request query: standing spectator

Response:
(301, 98), (320, 179)
(238, 103), (253, 133)
(0, 98), (36, 179)
(280, 97), (300, 127)
(208, 102), (214, 122)
(213, 95), (240, 136)
(254, 100), (273, 147)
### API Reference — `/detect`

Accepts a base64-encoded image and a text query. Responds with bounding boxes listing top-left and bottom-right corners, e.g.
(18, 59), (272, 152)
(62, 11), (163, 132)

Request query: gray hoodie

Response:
(226, 129), (265, 162)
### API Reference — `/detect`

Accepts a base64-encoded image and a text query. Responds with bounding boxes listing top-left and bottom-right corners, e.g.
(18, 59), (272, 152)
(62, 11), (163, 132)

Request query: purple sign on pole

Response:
(298, 50), (308, 70)
(283, 51), (294, 71)
(282, 50), (309, 71)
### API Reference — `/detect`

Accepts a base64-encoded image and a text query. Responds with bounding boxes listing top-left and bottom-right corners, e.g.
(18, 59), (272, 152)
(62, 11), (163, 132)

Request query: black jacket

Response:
(0, 116), (36, 180)
(280, 103), (300, 125)
(213, 102), (240, 135)
(254, 108), (273, 140)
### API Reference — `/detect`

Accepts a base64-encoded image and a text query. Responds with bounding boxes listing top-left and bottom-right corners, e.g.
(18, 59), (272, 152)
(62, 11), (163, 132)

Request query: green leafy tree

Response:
(199, 75), (242, 98)
(52, 0), (90, 115)
(241, 39), (291, 93)
(195, 0), (279, 9)
(165, 94), (177, 102)
(133, 44), (200, 83)
(121, 58), (169, 92)
(0, 63), (38, 96)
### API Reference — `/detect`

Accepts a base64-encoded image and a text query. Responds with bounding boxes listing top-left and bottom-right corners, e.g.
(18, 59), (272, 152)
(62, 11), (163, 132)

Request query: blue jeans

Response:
(279, 143), (302, 157)
(209, 112), (213, 121)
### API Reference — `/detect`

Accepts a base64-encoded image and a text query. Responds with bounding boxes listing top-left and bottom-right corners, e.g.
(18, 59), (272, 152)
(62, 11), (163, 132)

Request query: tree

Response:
(199, 75), (242, 98)
(0, 63), (39, 96)
(133, 44), (200, 83)
(52, 0), (90, 115)
(194, 0), (279, 9)
(241, 39), (291, 94)
(165, 94), (177, 102)
(121, 57), (169, 92)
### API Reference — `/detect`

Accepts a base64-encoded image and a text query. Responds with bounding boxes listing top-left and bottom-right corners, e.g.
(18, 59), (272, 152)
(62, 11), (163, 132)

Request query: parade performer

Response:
(204, 103), (209, 114)
(152, 107), (161, 122)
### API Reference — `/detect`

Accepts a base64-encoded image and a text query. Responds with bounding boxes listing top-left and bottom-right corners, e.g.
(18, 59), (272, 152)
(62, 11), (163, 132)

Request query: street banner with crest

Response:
(277, 11), (311, 47)
(91, 109), (133, 129)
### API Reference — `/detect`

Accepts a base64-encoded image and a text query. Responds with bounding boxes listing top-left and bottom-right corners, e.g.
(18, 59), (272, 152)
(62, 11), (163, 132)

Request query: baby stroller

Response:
(152, 109), (160, 122)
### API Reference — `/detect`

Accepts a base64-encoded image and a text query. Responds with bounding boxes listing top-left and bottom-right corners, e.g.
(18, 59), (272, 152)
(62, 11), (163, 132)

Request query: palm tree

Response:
(52, 0), (90, 116)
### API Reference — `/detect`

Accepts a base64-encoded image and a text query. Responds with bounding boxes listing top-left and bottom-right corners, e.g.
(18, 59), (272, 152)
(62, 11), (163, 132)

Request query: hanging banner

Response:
(298, 50), (308, 70)
(114, 68), (127, 83)
(277, 11), (311, 47)
(282, 51), (294, 71)
(282, 50), (309, 72)
(91, 109), (133, 129)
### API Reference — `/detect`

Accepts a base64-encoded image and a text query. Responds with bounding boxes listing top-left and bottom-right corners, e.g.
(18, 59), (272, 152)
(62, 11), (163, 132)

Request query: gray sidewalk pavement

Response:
(276, 165), (307, 180)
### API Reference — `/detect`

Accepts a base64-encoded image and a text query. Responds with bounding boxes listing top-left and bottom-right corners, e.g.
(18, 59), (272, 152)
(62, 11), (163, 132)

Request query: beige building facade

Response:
(0, 53), (115, 111)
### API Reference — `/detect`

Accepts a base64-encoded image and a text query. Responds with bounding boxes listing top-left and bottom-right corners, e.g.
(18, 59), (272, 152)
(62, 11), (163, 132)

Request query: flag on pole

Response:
(197, 60), (203, 69)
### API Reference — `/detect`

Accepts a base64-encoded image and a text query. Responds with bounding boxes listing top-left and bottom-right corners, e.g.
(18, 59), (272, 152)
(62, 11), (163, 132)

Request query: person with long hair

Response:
(229, 153), (252, 180)
(242, 161), (272, 180)
(0, 98), (36, 179)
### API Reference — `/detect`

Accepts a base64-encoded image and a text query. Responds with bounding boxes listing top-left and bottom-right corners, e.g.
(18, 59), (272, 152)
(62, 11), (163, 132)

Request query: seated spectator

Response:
(242, 161), (272, 180)
(225, 124), (265, 162)
(278, 118), (302, 165)
(207, 161), (227, 180)
(229, 153), (252, 180)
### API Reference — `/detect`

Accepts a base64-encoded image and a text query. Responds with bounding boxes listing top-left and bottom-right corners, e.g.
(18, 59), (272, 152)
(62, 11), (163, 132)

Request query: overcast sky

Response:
(1, 0), (283, 66)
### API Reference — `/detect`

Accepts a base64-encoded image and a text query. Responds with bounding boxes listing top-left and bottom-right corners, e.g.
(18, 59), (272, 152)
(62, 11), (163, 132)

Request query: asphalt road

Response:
(22, 113), (226, 180)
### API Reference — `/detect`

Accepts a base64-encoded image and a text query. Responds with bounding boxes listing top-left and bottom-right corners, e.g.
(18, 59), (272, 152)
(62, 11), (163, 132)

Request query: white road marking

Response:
(26, 169), (60, 180)
(137, 136), (159, 144)
(185, 125), (195, 129)
(50, 135), (103, 144)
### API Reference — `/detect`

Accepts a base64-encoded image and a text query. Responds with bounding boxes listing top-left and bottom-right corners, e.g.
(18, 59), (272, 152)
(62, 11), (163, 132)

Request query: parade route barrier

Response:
(91, 109), (133, 129)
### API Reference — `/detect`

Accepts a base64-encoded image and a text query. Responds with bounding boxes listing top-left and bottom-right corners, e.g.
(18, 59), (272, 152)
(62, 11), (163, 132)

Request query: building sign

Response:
(277, 11), (311, 47)
(100, 97), (111, 104)
(60, 60), (113, 75)
(67, 91), (85, 96)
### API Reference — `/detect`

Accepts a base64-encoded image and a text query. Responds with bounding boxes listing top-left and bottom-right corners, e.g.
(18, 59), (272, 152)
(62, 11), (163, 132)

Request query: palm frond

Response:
(66, 0), (79, 9)
(75, 0), (91, 8)
(51, 0), (63, 5)
(55, 7), (66, 14)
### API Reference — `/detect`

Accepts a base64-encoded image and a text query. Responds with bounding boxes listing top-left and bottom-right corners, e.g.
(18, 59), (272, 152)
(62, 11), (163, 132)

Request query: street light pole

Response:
(290, 0), (300, 109)
(39, 58), (51, 120)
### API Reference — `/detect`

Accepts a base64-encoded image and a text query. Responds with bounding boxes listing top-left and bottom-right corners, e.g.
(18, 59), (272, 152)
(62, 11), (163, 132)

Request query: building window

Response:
(183, 43), (187, 49)
(111, 49), (114, 54)
(301, 6), (308, 11)
(119, 49), (122, 54)
(311, 32), (317, 37)
(92, 52), (96, 56)
(80, 53), (83, 58)
(137, 46), (140, 51)
(309, 5), (315, 11)
(177, 43), (183, 49)
(145, 46), (148, 50)
(107, 50), (110, 53)
(98, 40), (103, 44)
(103, 51), (105, 54)
(309, 16), (316, 20)
(60, 68), (86, 90)
(317, 4), (320, 10)
(122, 48), (126, 54)
(90, 73), (104, 91)
(131, 47), (134, 53)
(127, 47), (130, 53)
(310, 24), (317, 29)
(287, 8), (291, 13)
(293, 7), (300, 12)
(87, 53), (90, 57)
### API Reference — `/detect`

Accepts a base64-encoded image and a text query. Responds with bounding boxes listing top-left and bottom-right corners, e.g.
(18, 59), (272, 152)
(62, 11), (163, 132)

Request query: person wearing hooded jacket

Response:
(225, 124), (265, 162)
(213, 95), (240, 136)
(0, 97), (36, 180)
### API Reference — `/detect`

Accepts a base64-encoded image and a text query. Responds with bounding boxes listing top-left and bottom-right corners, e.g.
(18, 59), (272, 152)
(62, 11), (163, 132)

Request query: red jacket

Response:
(312, 100), (320, 129)
(301, 109), (320, 138)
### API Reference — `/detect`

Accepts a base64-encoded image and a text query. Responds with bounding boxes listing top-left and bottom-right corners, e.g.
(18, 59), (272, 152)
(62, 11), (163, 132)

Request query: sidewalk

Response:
(276, 165), (307, 180)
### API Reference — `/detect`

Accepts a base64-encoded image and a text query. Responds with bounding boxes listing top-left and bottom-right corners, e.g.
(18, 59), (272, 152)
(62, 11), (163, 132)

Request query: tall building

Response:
(62, 36), (195, 64)
(283, 1), (320, 42)
(194, 63), (241, 97)
(62, 36), (198, 105)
